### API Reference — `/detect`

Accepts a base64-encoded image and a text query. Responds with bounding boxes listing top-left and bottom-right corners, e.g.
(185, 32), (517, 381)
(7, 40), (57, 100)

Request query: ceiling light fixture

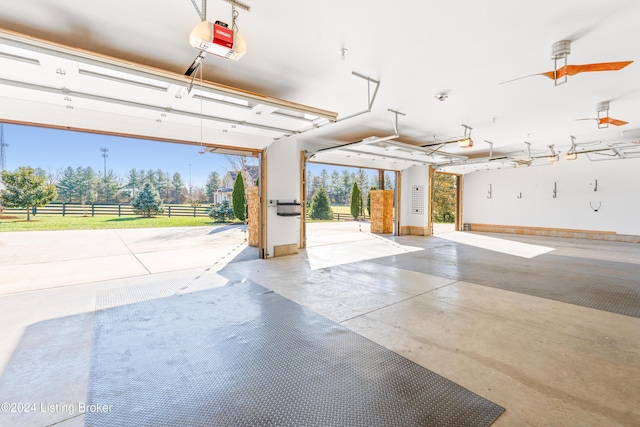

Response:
(434, 93), (448, 102)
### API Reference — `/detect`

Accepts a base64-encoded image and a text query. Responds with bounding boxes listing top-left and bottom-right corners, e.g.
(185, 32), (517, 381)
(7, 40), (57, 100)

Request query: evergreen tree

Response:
(340, 170), (352, 205)
(356, 169), (370, 215)
(155, 169), (169, 201)
(76, 166), (97, 205)
(56, 167), (77, 202)
(123, 169), (141, 199)
(350, 182), (362, 220)
(319, 169), (329, 189)
(1, 167), (57, 221)
(205, 171), (221, 203)
(232, 171), (246, 221)
(171, 173), (186, 204)
(330, 170), (340, 203)
(309, 187), (333, 220)
(384, 173), (394, 190)
(97, 170), (120, 203)
(131, 182), (164, 218)
(209, 199), (234, 222)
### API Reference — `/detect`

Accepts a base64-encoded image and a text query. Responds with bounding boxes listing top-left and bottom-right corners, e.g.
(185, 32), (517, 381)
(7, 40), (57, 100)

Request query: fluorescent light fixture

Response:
(78, 68), (168, 91)
(0, 51), (40, 65)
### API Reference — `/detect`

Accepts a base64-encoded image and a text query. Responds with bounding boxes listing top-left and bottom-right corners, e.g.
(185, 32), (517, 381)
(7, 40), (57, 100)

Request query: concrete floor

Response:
(1, 222), (639, 426)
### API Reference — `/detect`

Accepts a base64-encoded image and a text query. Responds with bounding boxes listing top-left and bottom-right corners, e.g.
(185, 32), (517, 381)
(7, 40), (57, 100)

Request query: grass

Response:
(0, 214), (239, 232)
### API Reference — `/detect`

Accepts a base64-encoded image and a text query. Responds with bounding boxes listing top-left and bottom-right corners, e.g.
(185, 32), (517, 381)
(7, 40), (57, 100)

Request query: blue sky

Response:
(2, 123), (379, 186)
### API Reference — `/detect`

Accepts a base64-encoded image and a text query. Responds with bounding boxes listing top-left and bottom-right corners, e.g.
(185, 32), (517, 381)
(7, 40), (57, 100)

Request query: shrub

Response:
(309, 187), (333, 220)
(209, 200), (235, 222)
(232, 172), (246, 221)
(131, 183), (164, 218)
(350, 182), (362, 220)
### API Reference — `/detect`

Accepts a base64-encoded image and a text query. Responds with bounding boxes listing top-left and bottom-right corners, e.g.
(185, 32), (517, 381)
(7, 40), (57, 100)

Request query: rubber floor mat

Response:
(85, 280), (504, 426)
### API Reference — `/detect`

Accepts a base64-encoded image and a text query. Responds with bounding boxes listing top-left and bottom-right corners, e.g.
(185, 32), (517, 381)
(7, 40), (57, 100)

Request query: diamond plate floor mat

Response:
(371, 239), (640, 318)
(86, 280), (504, 426)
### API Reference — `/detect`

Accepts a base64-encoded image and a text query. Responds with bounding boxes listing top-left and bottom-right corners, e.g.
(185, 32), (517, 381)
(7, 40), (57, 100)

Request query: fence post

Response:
(118, 204), (121, 217)
(193, 206), (196, 217)
(337, 213), (340, 221)
(91, 204), (95, 217)
(32, 207), (37, 217)
(62, 203), (66, 216)
(168, 206), (171, 218)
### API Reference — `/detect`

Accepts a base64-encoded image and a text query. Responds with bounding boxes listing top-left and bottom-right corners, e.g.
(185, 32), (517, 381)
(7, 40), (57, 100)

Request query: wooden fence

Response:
(3, 203), (213, 218)
(3, 203), (370, 221)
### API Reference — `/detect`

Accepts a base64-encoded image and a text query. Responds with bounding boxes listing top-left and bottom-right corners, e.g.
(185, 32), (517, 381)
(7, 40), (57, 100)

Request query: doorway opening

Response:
(431, 171), (461, 235)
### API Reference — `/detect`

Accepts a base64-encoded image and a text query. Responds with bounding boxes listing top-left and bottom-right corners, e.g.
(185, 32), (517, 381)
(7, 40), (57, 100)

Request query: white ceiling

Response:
(2, 0), (640, 171)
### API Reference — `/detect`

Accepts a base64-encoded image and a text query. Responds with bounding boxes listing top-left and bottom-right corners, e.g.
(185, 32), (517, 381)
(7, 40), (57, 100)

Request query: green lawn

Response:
(0, 214), (237, 232)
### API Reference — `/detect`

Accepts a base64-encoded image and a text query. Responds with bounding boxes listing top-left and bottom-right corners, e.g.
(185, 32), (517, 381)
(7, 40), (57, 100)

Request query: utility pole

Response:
(100, 147), (109, 202)
(0, 124), (8, 172)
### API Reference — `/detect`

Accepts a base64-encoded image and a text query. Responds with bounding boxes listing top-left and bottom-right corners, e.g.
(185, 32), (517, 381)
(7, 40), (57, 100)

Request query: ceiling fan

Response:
(501, 40), (633, 86)
(576, 101), (628, 128)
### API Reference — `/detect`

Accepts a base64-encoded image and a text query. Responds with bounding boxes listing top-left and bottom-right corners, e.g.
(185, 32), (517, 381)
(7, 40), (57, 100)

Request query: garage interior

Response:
(1, 1), (640, 426)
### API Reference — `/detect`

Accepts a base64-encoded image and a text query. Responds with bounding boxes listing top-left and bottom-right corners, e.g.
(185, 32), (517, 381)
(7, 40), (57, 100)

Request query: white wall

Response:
(462, 156), (640, 236)
(400, 165), (430, 229)
(265, 136), (301, 257)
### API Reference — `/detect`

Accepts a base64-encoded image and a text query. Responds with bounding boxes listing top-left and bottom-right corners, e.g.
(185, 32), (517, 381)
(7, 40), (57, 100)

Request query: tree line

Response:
(306, 168), (393, 206)
(28, 166), (224, 204)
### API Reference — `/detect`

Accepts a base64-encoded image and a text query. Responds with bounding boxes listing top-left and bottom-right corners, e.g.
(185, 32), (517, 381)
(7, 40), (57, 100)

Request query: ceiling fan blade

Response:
(602, 117), (629, 126)
(540, 61), (633, 80)
(565, 61), (633, 76)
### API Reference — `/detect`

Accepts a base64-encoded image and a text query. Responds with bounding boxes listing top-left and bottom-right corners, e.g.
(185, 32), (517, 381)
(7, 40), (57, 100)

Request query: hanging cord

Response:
(198, 63), (205, 154)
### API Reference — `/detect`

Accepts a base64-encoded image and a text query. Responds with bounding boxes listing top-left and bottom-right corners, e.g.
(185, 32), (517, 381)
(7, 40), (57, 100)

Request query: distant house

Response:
(216, 165), (259, 204)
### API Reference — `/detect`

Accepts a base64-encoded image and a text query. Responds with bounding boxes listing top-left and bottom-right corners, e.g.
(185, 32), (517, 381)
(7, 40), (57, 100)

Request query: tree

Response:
(56, 167), (77, 202)
(205, 171), (221, 203)
(209, 199), (234, 222)
(0, 167), (57, 220)
(96, 169), (120, 203)
(131, 182), (164, 218)
(355, 169), (370, 213)
(319, 169), (329, 189)
(171, 173), (186, 204)
(350, 182), (362, 220)
(309, 187), (333, 220)
(232, 171), (246, 221)
(123, 168), (141, 199)
(340, 170), (353, 205)
(155, 169), (169, 201)
(330, 170), (340, 203)
(384, 172), (394, 190)
(432, 173), (457, 223)
(75, 166), (97, 207)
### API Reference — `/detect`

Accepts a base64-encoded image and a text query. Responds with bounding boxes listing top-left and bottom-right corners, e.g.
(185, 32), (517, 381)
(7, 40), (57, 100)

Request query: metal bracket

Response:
(517, 192), (522, 199)
(487, 184), (492, 199)
(190, 0), (207, 21)
(552, 182), (557, 198)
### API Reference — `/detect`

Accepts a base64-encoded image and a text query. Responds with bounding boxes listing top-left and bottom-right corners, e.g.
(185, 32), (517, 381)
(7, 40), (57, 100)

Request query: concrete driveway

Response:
(0, 225), (252, 295)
